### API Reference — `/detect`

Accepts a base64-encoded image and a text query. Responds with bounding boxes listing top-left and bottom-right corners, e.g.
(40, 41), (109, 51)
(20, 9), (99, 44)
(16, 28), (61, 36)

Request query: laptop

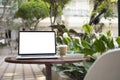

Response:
(16, 31), (59, 59)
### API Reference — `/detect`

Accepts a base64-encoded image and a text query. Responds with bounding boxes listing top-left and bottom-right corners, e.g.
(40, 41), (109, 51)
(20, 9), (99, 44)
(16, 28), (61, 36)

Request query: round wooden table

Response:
(5, 57), (87, 80)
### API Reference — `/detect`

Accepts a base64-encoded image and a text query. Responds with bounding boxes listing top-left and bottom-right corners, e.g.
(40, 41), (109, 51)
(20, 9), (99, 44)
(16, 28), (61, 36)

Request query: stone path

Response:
(0, 47), (45, 80)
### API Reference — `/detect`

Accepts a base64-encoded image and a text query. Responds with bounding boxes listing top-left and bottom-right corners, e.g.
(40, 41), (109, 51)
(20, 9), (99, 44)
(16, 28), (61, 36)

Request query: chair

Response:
(84, 48), (120, 80)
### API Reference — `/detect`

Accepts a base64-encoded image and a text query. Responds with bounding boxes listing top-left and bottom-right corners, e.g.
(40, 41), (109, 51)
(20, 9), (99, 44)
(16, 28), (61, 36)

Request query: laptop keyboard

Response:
(16, 55), (59, 59)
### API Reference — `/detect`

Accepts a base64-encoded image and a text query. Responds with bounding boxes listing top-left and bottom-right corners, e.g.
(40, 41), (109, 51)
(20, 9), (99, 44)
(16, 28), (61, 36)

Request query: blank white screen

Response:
(19, 32), (55, 54)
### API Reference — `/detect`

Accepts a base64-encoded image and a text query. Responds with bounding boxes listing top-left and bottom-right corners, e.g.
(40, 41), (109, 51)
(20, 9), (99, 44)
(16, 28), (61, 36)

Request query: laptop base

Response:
(16, 55), (60, 59)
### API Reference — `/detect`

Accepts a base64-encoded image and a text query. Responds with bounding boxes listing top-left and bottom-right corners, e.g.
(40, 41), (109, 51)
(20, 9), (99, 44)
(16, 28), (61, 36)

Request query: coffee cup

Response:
(58, 45), (67, 57)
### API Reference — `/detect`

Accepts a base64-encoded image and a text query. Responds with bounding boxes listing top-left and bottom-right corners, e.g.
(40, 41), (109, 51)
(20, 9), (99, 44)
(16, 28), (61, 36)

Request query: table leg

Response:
(45, 64), (52, 80)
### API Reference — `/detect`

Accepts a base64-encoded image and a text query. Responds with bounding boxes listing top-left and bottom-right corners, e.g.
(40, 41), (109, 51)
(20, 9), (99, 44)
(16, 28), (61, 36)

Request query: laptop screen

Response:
(18, 31), (56, 55)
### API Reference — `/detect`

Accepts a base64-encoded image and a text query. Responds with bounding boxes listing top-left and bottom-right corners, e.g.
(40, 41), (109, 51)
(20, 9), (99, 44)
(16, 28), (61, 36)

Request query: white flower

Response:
(63, 32), (68, 38)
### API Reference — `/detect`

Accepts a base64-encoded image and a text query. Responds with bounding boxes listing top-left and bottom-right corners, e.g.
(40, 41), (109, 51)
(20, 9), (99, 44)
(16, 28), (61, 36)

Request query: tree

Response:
(43, 0), (71, 26)
(0, 0), (9, 23)
(89, 0), (117, 25)
(15, 0), (49, 30)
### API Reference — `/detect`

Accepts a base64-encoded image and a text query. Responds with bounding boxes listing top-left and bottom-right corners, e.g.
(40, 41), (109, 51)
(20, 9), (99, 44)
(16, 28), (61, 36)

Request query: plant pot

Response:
(42, 67), (72, 80)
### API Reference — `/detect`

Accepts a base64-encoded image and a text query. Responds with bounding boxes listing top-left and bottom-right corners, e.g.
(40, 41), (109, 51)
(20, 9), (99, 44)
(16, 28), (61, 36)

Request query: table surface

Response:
(5, 57), (87, 64)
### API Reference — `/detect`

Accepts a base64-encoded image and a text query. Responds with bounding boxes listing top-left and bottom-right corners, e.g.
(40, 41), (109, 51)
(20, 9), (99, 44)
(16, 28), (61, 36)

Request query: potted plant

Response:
(55, 23), (120, 80)
(54, 0), (119, 76)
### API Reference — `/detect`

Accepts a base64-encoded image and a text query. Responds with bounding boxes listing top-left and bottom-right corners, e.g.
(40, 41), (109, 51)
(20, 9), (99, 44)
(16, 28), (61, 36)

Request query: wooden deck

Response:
(0, 47), (46, 80)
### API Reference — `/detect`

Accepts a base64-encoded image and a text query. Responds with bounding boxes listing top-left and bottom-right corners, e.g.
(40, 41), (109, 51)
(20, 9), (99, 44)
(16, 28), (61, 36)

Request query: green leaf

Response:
(110, 0), (117, 2)
(82, 24), (93, 34)
(100, 35), (115, 49)
(116, 37), (120, 47)
(73, 39), (81, 52)
(56, 36), (63, 44)
(99, 35), (108, 43)
(93, 39), (106, 53)
(106, 30), (112, 37)
(81, 40), (91, 49)
(108, 38), (115, 49)
(81, 48), (96, 56)
(63, 37), (72, 45)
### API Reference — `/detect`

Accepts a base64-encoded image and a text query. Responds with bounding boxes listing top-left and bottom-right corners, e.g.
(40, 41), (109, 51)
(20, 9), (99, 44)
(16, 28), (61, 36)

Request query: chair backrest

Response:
(84, 48), (120, 80)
